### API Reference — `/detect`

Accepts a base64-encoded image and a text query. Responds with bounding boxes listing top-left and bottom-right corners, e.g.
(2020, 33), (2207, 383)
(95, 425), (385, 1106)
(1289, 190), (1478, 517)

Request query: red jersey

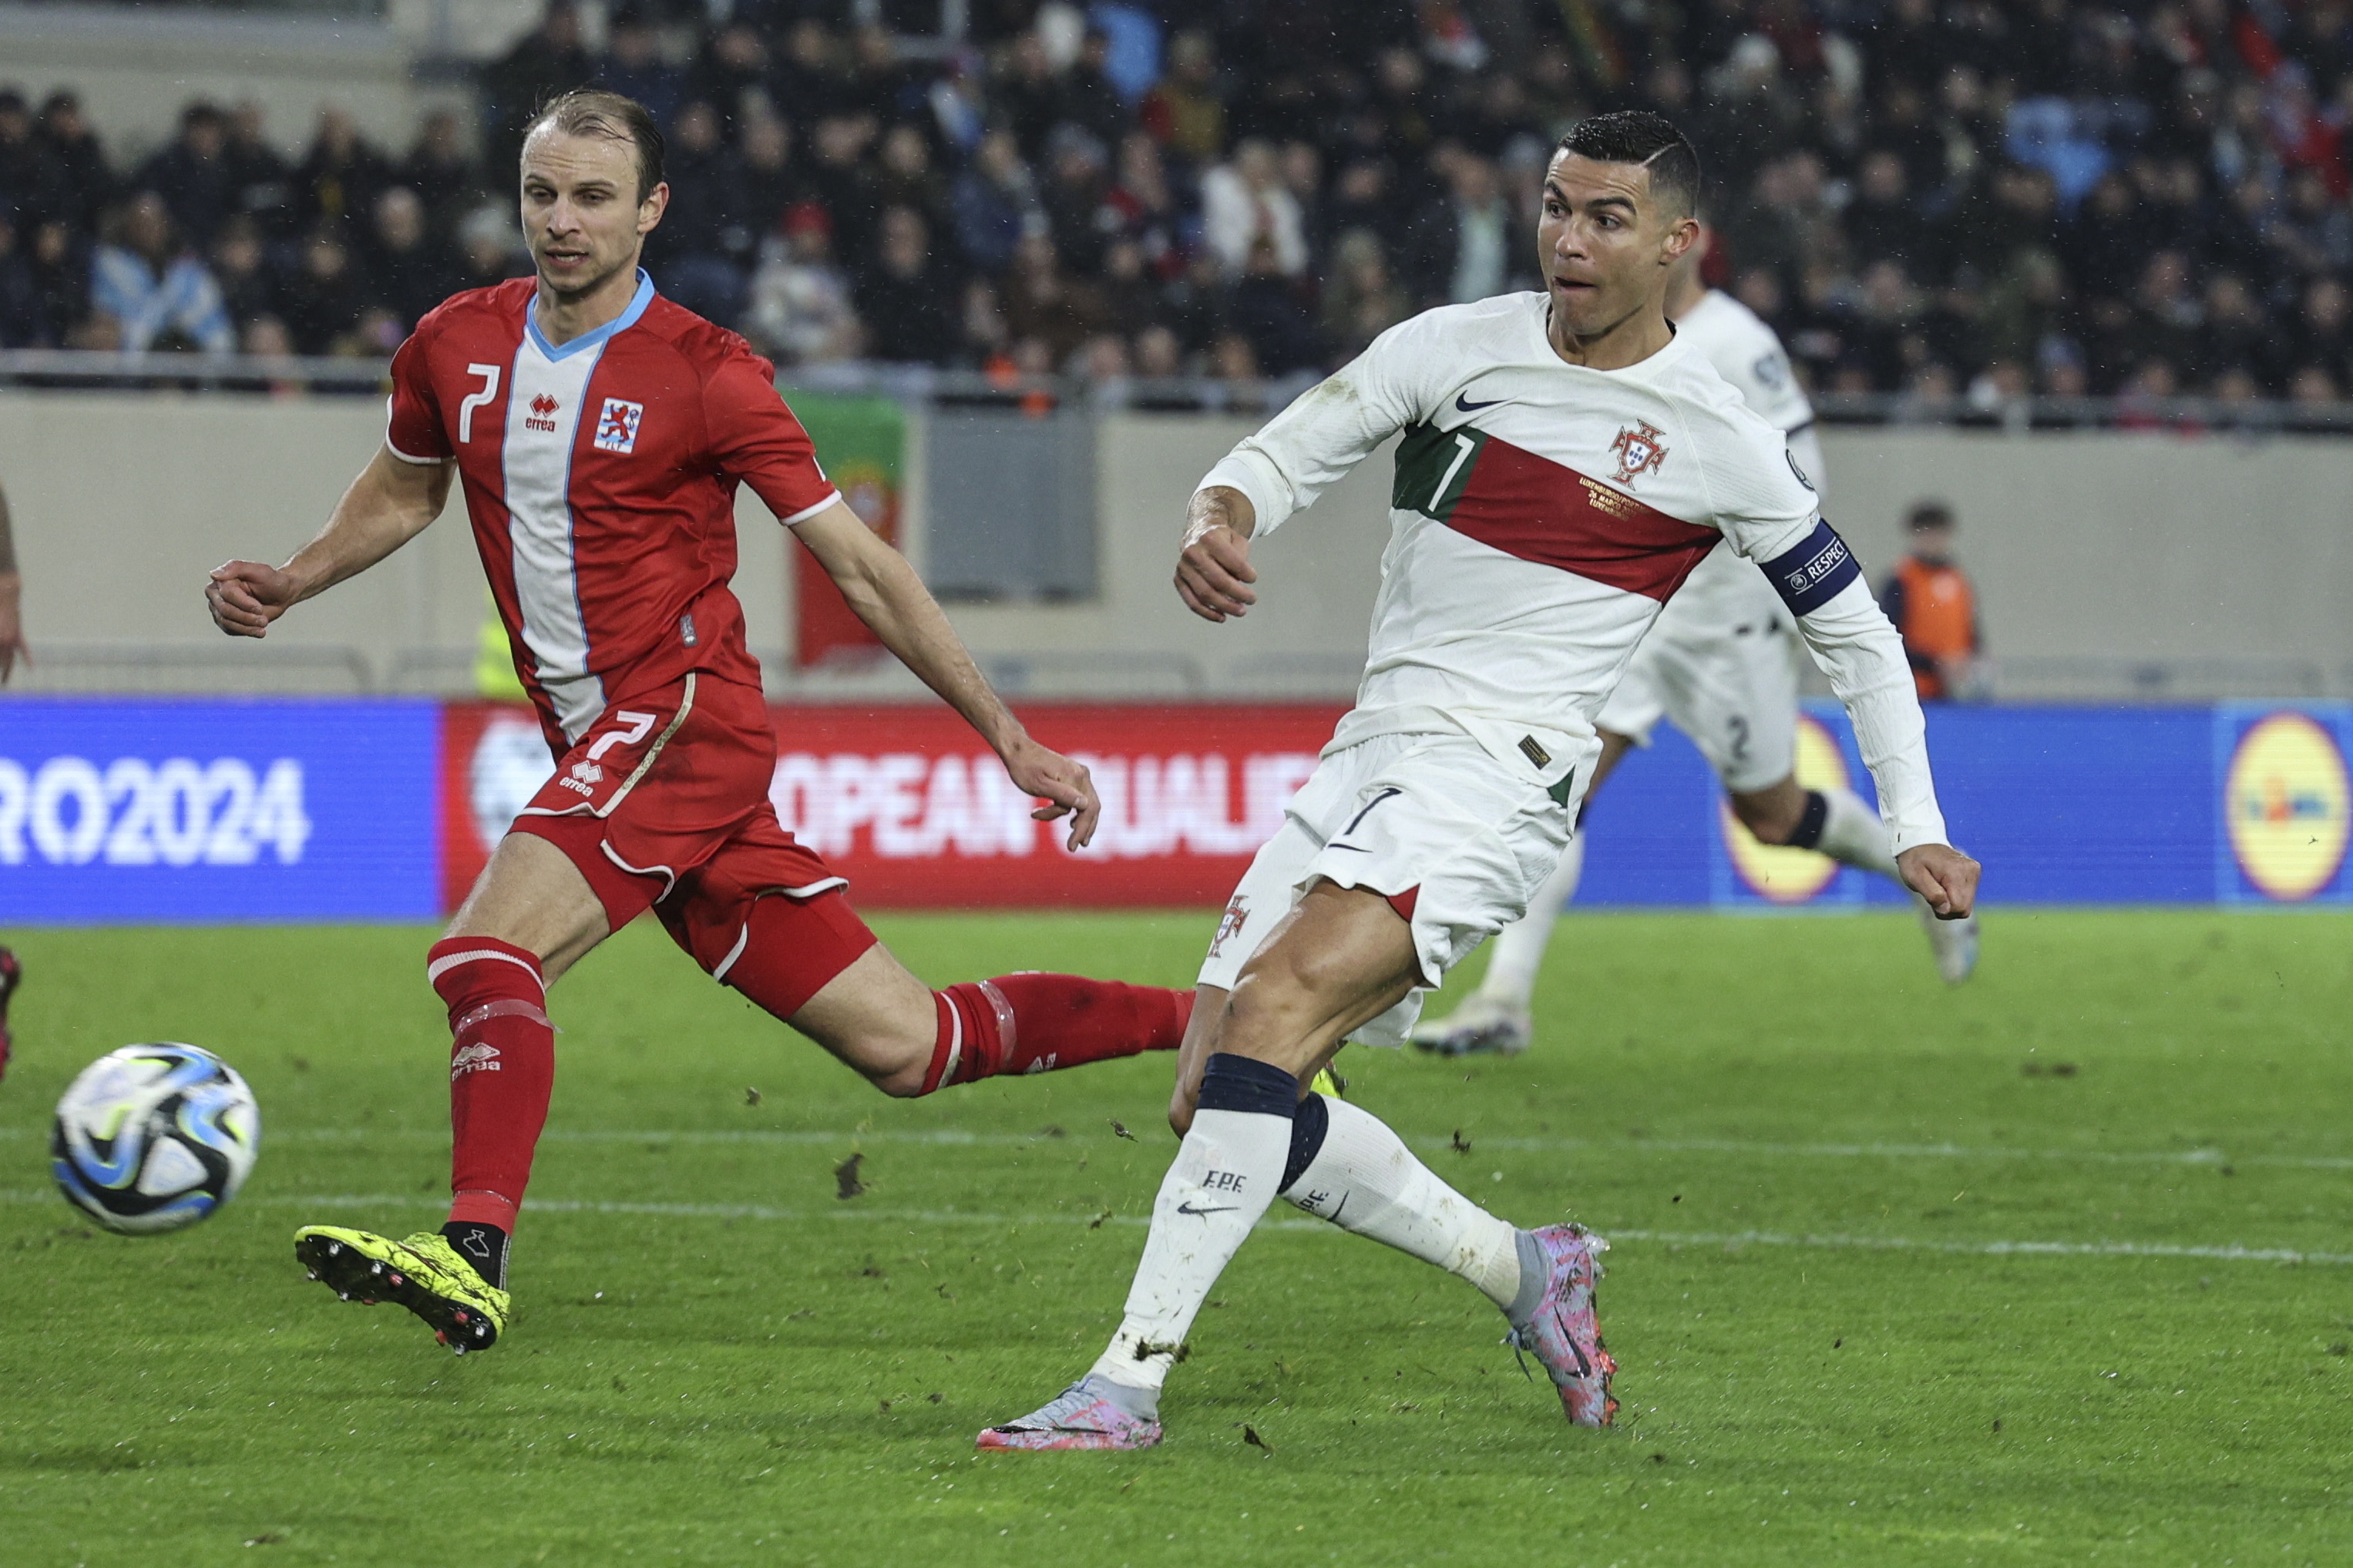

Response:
(385, 272), (839, 744)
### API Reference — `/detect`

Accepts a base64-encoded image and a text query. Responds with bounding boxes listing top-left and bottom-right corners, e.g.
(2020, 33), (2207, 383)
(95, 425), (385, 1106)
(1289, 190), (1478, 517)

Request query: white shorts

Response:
(1596, 621), (1800, 794)
(1196, 731), (1585, 1048)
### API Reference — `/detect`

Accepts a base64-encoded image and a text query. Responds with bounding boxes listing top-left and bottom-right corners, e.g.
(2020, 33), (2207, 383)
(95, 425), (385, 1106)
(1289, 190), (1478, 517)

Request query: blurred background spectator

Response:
(0, 0), (2348, 400)
(1880, 499), (1982, 702)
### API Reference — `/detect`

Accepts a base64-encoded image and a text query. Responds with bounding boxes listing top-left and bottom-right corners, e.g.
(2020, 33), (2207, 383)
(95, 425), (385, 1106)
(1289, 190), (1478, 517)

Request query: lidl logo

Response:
(1722, 713), (1846, 903)
(2225, 711), (2349, 901)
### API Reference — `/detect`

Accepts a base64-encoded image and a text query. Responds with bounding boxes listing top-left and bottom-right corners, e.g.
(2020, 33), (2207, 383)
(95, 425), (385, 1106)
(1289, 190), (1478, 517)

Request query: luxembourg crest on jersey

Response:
(1608, 419), (1669, 485)
(594, 397), (645, 454)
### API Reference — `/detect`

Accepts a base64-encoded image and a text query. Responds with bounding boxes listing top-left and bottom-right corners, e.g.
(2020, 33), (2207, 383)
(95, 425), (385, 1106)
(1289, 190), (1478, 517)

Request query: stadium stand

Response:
(0, 0), (2349, 408)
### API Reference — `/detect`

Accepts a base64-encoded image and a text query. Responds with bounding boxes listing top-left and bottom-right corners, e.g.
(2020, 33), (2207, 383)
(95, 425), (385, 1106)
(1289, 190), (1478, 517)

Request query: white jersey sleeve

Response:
(1787, 579), (1947, 854)
(1682, 385), (1948, 855)
(1197, 314), (1447, 538)
(1785, 424), (1828, 509)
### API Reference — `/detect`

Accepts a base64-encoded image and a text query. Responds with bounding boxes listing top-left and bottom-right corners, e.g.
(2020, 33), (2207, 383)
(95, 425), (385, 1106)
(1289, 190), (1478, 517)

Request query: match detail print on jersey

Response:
(1392, 421), (1720, 602)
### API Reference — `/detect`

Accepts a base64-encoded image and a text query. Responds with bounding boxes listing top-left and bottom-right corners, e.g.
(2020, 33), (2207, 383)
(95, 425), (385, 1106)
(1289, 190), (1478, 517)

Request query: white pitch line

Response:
(10, 1123), (2351, 1172)
(9, 1188), (2352, 1266)
(1471, 1137), (2353, 1172)
(1601, 1228), (2353, 1266)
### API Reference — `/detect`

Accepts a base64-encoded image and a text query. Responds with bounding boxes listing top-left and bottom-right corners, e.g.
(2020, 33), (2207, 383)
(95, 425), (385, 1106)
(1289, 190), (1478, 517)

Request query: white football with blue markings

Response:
(52, 1043), (261, 1234)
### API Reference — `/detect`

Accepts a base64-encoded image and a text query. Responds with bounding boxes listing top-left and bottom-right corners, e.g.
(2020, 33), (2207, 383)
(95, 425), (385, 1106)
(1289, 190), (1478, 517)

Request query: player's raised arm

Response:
(207, 445), (452, 638)
(791, 499), (1101, 850)
(1703, 416), (1977, 918)
(1176, 316), (1440, 623)
(1748, 510), (1977, 916)
(1175, 485), (1259, 622)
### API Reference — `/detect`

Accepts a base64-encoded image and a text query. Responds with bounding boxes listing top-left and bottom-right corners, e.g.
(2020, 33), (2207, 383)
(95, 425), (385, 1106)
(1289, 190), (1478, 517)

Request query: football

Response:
(51, 1044), (261, 1234)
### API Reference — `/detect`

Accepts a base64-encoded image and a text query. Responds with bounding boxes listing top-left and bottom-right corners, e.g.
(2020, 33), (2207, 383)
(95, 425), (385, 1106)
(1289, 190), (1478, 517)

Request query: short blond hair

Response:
(522, 88), (664, 203)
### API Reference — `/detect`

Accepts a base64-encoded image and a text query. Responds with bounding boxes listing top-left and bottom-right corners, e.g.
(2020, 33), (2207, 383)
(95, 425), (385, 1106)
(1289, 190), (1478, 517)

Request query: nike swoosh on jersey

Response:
(1176, 1201), (1238, 1217)
(1455, 391), (1504, 411)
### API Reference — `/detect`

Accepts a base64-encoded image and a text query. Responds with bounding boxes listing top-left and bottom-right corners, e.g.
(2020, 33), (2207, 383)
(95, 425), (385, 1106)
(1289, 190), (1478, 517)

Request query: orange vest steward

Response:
(1892, 556), (1977, 700)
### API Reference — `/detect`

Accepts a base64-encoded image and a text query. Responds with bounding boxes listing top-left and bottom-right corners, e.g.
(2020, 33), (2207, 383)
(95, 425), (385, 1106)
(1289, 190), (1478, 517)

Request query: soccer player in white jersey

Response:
(1410, 228), (1980, 1059)
(977, 112), (1980, 1450)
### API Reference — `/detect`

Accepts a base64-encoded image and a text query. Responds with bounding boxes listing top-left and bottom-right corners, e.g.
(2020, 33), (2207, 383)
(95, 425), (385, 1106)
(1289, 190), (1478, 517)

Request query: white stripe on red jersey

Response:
(498, 282), (650, 734)
(387, 270), (840, 748)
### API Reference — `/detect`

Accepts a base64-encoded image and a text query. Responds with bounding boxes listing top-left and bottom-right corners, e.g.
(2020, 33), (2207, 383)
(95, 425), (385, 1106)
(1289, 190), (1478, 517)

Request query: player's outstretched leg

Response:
(291, 829), (610, 1353)
(1279, 1093), (1615, 1425)
(979, 1049), (1292, 1450)
(0, 944), (19, 1084)
(295, 1227), (511, 1354)
(983, 885), (1612, 1449)
(1736, 781), (1978, 984)
(680, 887), (1192, 1096)
(294, 931), (550, 1352)
(1409, 834), (1583, 1057)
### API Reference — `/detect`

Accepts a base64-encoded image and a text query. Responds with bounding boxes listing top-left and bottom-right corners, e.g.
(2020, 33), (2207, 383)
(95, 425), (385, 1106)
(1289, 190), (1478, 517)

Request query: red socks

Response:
(919, 975), (1193, 1095)
(427, 936), (556, 1234)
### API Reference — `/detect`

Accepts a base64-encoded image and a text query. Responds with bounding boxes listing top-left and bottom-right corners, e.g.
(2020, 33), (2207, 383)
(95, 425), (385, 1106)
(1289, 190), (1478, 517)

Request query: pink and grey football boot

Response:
(1504, 1222), (1619, 1427)
(976, 1377), (1163, 1452)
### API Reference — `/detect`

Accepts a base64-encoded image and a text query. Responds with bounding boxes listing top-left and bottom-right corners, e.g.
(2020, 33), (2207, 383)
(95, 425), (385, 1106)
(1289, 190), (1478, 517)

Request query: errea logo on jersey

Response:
(594, 398), (645, 454)
(523, 392), (561, 433)
(451, 1042), (502, 1080)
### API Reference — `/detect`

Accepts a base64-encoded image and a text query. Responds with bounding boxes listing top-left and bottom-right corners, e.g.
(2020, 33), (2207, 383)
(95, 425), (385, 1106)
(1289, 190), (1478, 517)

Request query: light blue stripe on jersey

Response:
(524, 270), (655, 361)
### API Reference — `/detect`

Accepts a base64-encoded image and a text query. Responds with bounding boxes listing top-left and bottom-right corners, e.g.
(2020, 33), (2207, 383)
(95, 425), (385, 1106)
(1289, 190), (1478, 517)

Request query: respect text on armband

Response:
(1762, 519), (1861, 616)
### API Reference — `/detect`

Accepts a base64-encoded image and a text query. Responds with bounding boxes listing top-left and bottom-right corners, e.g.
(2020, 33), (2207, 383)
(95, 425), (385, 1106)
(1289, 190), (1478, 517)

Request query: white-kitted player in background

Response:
(1410, 225), (1980, 1060)
(978, 112), (1979, 1451)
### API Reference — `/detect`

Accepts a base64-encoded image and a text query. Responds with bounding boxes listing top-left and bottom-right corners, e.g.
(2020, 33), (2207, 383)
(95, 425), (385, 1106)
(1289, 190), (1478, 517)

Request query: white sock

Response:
(1087, 1106), (1289, 1398)
(1475, 831), (1584, 1009)
(1282, 1096), (1523, 1310)
(1817, 785), (1899, 878)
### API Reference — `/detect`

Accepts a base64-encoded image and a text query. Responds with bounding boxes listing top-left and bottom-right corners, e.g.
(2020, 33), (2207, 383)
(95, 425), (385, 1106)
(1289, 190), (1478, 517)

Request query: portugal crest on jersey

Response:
(1608, 420), (1669, 486)
(1207, 895), (1251, 959)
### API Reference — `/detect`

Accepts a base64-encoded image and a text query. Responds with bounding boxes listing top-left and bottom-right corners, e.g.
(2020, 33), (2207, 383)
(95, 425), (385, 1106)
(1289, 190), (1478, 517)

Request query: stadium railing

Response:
(15, 643), (2353, 705)
(10, 351), (2353, 434)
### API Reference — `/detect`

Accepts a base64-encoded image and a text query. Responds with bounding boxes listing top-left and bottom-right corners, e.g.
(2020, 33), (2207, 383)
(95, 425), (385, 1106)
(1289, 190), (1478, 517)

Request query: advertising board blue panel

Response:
(1578, 702), (2351, 909)
(2, 699), (2347, 922)
(0, 699), (441, 924)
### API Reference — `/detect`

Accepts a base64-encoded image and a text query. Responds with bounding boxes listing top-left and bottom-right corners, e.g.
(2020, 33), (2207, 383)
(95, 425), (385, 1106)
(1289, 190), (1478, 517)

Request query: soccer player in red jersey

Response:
(205, 91), (1192, 1353)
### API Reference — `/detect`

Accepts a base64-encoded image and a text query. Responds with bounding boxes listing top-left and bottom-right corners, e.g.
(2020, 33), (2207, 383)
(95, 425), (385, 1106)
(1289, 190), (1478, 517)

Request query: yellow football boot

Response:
(294, 1226), (510, 1354)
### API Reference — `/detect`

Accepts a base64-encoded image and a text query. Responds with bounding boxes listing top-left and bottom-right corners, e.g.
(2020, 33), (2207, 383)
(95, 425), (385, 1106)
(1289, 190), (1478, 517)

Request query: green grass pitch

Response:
(5, 908), (2353, 1565)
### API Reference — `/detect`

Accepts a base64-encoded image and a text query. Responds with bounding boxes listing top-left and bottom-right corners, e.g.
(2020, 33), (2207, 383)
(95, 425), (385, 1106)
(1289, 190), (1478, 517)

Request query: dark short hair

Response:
(522, 88), (665, 203)
(1908, 500), (1955, 531)
(1555, 111), (1701, 220)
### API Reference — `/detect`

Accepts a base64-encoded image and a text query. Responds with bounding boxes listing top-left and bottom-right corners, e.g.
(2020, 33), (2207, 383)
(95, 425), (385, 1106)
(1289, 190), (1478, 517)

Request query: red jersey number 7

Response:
(587, 710), (659, 763)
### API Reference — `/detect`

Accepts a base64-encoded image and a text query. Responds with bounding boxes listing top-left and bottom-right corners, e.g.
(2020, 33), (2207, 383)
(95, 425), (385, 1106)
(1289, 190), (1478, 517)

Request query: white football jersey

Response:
(1199, 292), (1946, 852)
(1651, 289), (1825, 636)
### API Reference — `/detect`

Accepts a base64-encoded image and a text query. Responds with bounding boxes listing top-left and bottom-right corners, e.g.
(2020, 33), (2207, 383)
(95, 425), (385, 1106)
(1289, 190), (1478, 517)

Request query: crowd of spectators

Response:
(4, 0), (2353, 405)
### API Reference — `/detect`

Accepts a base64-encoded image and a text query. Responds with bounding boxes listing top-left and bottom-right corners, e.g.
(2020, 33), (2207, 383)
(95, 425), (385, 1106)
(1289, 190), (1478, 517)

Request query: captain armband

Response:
(1760, 519), (1861, 616)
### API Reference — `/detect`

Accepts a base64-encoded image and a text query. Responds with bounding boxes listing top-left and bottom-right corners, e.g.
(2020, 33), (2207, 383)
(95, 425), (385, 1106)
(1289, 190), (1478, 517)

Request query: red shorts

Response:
(509, 673), (876, 1016)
